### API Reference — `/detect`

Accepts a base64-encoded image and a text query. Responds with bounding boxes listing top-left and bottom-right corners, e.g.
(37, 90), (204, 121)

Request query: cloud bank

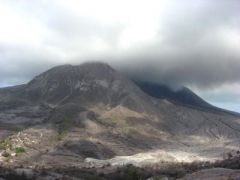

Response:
(0, 0), (239, 90)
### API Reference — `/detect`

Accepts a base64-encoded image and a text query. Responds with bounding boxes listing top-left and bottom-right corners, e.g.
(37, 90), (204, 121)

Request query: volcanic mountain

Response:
(0, 62), (240, 170)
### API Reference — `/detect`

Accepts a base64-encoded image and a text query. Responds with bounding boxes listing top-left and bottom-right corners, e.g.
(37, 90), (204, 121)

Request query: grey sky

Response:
(0, 0), (239, 111)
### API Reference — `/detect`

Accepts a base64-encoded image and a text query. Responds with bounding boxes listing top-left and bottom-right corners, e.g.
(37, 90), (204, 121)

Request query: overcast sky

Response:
(0, 0), (239, 112)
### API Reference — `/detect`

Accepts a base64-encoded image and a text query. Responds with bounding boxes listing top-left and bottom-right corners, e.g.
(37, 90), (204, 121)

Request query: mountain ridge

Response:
(134, 80), (240, 116)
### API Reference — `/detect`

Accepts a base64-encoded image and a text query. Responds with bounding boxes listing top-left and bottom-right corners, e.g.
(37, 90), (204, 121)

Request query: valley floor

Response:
(1, 125), (240, 179)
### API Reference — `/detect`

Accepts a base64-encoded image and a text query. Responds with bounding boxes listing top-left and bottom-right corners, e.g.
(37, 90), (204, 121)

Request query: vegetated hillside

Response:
(0, 62), (240, 178)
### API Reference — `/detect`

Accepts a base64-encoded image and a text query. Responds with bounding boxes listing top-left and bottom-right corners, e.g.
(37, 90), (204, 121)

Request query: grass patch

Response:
(15, 147), (25, 154)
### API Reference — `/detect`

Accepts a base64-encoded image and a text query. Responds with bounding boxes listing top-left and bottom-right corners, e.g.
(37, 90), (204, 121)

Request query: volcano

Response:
(0, 62), (240, 178)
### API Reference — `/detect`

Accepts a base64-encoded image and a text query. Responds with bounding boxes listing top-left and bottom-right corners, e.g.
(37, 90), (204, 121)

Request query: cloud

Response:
(0, 0), (239, 90)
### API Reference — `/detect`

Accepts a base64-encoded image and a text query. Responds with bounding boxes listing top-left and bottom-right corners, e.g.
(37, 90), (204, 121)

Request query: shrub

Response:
(0, 140), (6, 150)
(2, 151), (11, 157)
(57, 129), (67, 141)
(10, 126), (24, 132)
(15, 147), (26, 154)
(0, 139), (12, 150)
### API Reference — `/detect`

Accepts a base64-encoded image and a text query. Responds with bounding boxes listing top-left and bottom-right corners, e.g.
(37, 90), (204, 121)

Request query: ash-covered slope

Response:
(0, 62), (156, 127)
(134, 81), (213, 109)
(134, 81), (239, 116)
(26, 63), (126, 104)
(0, 62), (240, 169)
(26, 63), (155, 109)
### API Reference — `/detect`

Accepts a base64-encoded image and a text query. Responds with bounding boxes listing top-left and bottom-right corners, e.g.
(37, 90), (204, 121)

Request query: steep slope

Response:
(134, 81), (213, 109)
(23, 63), (157, 112)
(0, 62), (240, 170)
(0, 63), (157, 128)
(135, 81), (240, 116)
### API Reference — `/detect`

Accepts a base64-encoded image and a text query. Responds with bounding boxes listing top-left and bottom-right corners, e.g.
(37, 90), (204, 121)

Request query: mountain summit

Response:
(24, 62), (155, 113)
(26, 63), (120, 103)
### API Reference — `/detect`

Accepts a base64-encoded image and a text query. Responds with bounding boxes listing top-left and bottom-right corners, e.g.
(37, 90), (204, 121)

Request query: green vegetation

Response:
(55, 117), (71, 141)
(57, 125), (68, 141)
(57, 129), (67, 141)
(10, 126), (24, 132)
(0, 140), (7, 150)
(0, 139), (12, 150)
(15, 147), (26, 154)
